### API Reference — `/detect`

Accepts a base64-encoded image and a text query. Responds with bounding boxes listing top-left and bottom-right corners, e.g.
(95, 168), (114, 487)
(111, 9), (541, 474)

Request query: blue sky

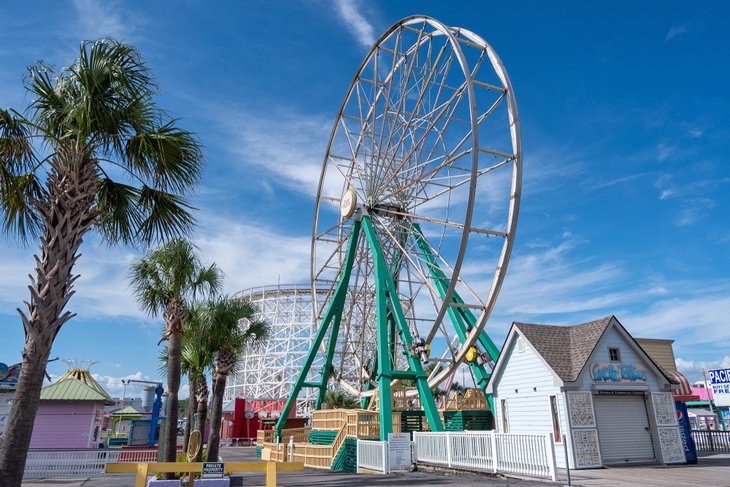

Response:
(1, 1), (728, 396)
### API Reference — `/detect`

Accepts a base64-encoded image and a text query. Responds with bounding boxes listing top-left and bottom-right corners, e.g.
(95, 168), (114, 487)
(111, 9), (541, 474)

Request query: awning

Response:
(687, 408), (718, 418)
(668, 370), (700, 401)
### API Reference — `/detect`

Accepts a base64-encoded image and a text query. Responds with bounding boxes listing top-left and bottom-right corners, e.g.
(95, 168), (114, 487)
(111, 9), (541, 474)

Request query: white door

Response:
(594, 394), (655, 464)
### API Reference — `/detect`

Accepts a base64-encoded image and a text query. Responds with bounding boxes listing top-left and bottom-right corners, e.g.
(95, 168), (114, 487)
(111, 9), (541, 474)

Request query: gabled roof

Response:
(513, 316), (612, 382)
(109, 405), (141, 415)
(40, 377), (111, 403)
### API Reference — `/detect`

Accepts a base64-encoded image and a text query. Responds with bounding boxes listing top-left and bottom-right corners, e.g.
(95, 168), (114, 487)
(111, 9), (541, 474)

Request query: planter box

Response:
(147, 479), (230, 487)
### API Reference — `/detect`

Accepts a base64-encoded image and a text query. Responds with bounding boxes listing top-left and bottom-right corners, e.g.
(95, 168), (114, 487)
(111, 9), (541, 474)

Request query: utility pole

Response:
(702, 368), (719, 429)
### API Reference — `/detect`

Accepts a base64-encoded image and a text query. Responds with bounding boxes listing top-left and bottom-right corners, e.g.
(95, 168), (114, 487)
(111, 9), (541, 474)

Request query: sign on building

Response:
(708, 368), (730, 407)
(388, 432), (412, 471)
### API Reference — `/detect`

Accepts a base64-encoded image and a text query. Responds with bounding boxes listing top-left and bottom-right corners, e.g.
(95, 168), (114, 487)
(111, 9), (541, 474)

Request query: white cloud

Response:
(666, 24), (689, 42)
(657, 143), (674, 161)
(71, 0), (138, 41)
(620, 290), (730, 348)
(688, 128), (703, 138)
(675, 356), (730, 382)
(332, 0), (377, 49)
(194, 214), (311, 294)
(221, 109), (330, 197)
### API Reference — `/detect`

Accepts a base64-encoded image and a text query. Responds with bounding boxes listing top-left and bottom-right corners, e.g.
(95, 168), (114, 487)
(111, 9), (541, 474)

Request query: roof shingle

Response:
(514, 316), (613, 382)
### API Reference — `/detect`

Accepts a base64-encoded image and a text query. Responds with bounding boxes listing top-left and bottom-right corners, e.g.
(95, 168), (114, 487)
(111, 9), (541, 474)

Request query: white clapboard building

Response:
(486, 315), (686, 468)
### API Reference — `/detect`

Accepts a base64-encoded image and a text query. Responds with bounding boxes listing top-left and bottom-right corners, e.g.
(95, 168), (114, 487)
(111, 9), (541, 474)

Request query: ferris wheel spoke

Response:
(338, 112), (368, 180)
(412, 229), (485, 306)
(377, 39), (447, 188)
(375, 66), (464, 196)
(377, 28), (428, 174)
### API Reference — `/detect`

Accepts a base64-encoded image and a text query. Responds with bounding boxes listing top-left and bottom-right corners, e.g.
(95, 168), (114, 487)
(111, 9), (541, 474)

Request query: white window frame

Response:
(549, 395), (562, 443)
(500, 398), (509, 433)
(608, 347), (621, 362)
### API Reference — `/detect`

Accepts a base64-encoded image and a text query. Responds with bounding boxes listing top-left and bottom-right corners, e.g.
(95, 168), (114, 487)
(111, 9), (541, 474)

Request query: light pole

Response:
(121, 379), (130, 406)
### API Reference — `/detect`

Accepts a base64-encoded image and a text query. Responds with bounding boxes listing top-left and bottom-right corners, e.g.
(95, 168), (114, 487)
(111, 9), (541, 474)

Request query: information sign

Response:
(708, 368), (730, 407)
(202, 462), (225, 479)
(388, 432), (412, 471)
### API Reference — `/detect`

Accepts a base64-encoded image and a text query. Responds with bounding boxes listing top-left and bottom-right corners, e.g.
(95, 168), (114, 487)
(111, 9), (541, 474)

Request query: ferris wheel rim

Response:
(311, 15), (522, 394)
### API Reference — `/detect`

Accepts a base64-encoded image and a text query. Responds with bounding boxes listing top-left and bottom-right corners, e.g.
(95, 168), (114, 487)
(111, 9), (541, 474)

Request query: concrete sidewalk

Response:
(561, 453), (730, 487)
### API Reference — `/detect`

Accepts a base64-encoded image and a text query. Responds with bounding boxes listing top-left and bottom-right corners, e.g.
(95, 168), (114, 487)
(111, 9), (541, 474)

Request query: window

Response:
(609, 347), (621, 362)
(550, 395), (562, 442)
(517, 337), (525, 353)
(501, 399), (509, 433)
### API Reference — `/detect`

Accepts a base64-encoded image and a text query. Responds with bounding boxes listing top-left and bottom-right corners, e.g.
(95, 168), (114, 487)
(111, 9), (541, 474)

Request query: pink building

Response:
(30, 369), (112, 449)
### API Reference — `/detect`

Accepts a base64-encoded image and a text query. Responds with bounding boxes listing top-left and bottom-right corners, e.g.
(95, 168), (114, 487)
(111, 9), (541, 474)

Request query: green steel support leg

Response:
(315, 309), (344, 410)
(374, 256), (393, 439)
(412, 223), (500, 403)
(362, 216), (443, 438)
(275, 220), (362, 439)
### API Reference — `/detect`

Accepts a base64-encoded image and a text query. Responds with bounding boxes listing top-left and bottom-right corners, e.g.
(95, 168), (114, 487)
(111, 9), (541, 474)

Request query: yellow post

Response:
(265, 461), (277, 487)
(135, 463), (149, 487)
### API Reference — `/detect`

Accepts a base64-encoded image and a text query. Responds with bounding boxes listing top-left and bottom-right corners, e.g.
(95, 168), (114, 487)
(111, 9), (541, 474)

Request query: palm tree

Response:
(203, 296), (267, 461)
(130, 239), (221, 467)
(157, 307), (212, 454)
(180, 307), (214, 458)
(323, 390), (359, 409)
(0, 39), (203, 486)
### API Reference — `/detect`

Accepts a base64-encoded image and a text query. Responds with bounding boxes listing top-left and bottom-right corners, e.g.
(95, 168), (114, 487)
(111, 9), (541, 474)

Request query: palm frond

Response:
(137, 186), (196, 244)
(0, 109), (34, 171)
(124, 122), (203, 193)
(0, 170), (44, 241)
(95, 178), (143, 244)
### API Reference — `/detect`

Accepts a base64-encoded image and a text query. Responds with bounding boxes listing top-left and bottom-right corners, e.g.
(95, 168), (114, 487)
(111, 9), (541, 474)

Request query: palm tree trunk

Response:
(206, 373), (228, 462)
(0, 154), (97, 487)
(194, 375), (208, 462)
(164, 326), (183, 470)
(183, 378), (197, 453)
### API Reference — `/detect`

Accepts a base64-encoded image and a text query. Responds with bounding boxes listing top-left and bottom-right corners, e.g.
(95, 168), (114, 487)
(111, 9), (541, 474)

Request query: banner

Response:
(0, 363), (21, 390)
(675, 401), (698, 464)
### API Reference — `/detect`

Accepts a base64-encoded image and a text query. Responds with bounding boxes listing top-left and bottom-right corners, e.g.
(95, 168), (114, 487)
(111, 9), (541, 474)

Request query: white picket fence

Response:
(413, 431), (557, 480)
(24, 448), (163, 478)
(357, 439), (389, 473)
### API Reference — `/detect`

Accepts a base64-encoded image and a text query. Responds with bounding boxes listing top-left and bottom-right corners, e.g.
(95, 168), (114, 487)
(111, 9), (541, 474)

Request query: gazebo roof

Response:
(41, 377), (111, 403)
(57, 368), (112, 400)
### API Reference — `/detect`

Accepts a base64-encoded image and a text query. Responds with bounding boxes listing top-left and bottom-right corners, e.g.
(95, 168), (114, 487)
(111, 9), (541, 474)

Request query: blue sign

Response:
(590, 362), (648, 382)
(708, 368), (730, 407)
(675, 401), (698, 464)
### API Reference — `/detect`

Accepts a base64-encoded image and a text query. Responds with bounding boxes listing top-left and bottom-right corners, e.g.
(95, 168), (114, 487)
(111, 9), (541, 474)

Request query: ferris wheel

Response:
(278, 16), (521, 439)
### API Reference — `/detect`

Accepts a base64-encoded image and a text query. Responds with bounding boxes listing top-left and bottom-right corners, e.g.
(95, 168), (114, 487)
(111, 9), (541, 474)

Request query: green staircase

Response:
(399, 411), (427, 433)
(443, 410), (493, 431)
(330, 438), (357, 472)
(309, 430), (337, 445)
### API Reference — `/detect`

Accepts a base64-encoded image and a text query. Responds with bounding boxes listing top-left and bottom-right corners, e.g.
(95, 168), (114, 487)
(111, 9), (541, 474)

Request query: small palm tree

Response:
(130, 239), (221, 466)
(203, 296), (267, 461)
(182, 308), (214, 460)
(0, 39), (203, 486)
(323, 390), (359, 409)
(158, 306), (212, 454)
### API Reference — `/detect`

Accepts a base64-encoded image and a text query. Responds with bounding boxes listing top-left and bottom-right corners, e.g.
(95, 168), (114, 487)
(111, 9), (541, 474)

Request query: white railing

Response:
(691, 430), (730, 452)
(357, 439), (389, 474)
(24, 448), (168, 479)
(413, 431), (557, 481)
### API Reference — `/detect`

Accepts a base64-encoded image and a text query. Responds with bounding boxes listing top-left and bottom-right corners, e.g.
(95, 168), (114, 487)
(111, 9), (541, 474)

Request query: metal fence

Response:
(413, 431), (557, 481)
(692, 430), (730, 452)
(357, 439), (389, 473)
(24, 448), (171, 479)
